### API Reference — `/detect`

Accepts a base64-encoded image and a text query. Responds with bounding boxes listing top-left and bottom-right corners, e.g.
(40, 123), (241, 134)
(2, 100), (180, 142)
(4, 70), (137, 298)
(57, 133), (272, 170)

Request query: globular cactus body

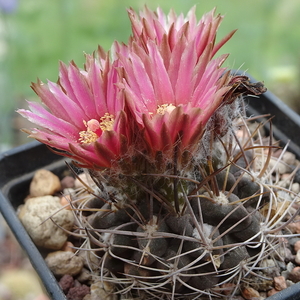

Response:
(69, 113), (297, 299)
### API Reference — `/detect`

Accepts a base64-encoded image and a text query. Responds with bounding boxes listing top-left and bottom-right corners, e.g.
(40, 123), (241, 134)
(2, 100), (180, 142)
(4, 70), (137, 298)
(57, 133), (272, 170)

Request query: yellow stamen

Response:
(79, 130), (98, 144)
(156, 104), (176, 115)
(78, 114), (115, 144)
(99, 113), (114, 131)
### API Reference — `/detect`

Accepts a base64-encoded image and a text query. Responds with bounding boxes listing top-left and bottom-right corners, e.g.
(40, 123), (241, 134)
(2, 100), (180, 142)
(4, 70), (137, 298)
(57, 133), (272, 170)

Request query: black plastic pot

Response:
(0, 141), (67, 299)
(1, 84), (300, 300)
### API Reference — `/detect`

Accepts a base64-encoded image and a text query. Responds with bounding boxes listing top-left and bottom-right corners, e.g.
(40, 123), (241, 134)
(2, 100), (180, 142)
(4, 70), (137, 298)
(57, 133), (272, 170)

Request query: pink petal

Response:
(86, 58), (107, 117)
(68, 63), (97, 120)
(31, 81), (73, 123)
(70, 143), (112, 169)
(122, 80), (146, 124)
(58, 61), (77, 102)
(24, 129), (74, 152)
(147, 41), (174, 105)
(47, 81), (89, 125)
(174, 40), (197, 104)
(18, 105), (78, 139)
(124, 52), (156, 109)
(105, 60), (125, 114)
(167, 35), (187, 91)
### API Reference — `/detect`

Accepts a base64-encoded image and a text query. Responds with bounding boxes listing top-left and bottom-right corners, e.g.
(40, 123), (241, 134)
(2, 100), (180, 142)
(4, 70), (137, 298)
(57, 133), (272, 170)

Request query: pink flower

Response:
(115, 7), (235, 160)
(18, 7), (253, 172)
(18, 49), (130, 169)
(126, 6), (236, 61)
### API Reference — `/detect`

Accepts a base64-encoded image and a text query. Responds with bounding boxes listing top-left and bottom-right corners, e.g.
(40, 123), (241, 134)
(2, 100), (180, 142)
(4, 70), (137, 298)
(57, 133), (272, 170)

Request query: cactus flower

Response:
(115, 7), (236, 160)
(127, 6), (236, 60)
(18, 6), (262, 171)
(18, 50), (130, 169)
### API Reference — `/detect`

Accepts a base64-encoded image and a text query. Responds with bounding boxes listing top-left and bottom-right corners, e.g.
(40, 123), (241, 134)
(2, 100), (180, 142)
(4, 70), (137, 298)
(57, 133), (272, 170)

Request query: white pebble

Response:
(277, 180), (290, 188)
(30, 169), (61, 197)
(292, 183), (300, 194)
(295, 250), (300, 265)
(18, 195), (74, 250)
(45, 251), (83, 276)
(283, 152), (296, 165)
(269, 159), (288, 175)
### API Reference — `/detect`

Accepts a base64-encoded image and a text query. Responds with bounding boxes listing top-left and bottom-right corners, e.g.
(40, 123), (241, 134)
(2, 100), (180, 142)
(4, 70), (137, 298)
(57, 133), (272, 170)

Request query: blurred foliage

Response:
(1, 0), (300, 148)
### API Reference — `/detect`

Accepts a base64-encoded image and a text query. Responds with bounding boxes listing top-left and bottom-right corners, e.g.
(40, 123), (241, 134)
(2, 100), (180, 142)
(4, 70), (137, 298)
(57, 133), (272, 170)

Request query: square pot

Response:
(1, 78), (300, 300)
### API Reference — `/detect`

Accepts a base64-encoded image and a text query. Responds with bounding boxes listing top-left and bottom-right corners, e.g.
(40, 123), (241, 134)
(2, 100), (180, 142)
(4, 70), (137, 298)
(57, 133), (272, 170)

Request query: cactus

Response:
(65, 108), (299, 300)
(18, 6), (299, 300)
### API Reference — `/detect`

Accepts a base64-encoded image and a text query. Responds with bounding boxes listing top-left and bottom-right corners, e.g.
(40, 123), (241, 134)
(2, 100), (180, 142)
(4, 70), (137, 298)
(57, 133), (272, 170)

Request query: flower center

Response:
(99, 113), (115, 131)
(156, 104), (176, 115)
(79, 113), (115, 144)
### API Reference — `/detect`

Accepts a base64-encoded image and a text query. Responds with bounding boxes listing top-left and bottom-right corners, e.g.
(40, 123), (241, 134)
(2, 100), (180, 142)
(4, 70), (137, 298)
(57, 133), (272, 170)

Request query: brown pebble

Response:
(61, 176), (75, 189)
(267, 288), (279, 297)
(274, 276), (287, 291)
(286, 217), (300, 234)
(60, 194), (72, 210)
(59, 274), (74, 294)
(61, 241), (75, 253)
(288, 266), (300, 283)
(294, 240), (300, 252)
(241, 286), (260, 299)
(66, 284), (90, 300)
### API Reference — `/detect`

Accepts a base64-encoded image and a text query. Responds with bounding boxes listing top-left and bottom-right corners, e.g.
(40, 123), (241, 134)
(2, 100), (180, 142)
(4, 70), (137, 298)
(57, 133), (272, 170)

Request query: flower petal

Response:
(18, 105), (78, 139)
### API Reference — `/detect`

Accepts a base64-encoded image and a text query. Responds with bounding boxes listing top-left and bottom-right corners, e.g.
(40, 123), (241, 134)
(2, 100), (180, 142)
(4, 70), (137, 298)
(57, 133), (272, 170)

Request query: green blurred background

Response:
(1, 0), (300, 151)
